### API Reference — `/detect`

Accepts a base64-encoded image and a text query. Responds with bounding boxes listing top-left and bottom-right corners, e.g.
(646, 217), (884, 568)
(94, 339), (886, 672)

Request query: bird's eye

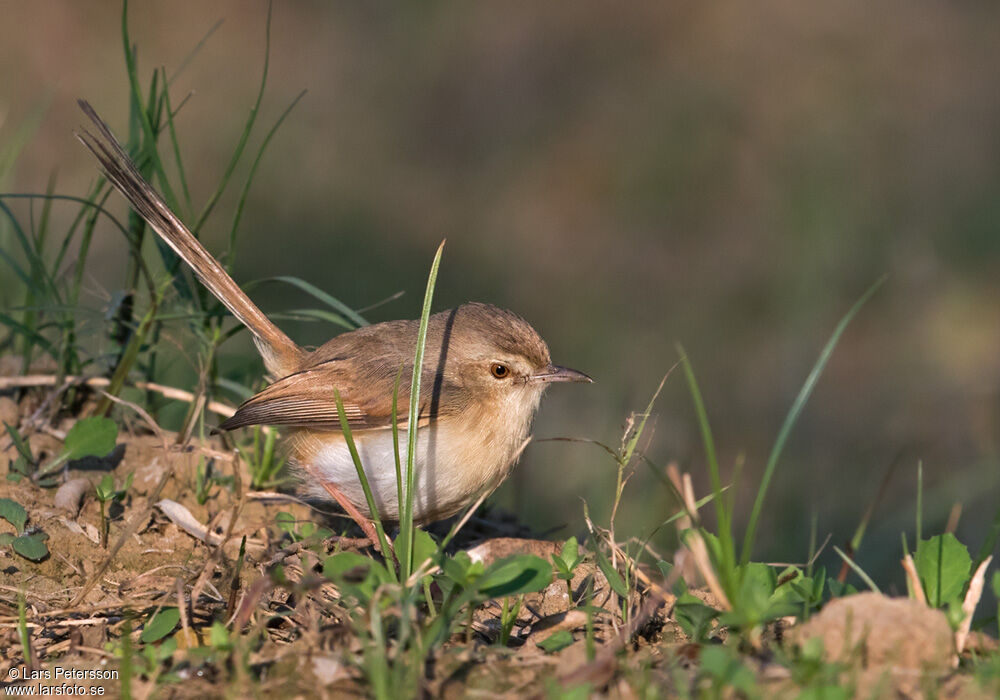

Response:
(490, 363), (510, 379)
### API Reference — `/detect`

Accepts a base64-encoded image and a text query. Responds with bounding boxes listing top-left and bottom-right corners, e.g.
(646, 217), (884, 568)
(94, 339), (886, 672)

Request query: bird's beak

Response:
(529, 364), (593, 384)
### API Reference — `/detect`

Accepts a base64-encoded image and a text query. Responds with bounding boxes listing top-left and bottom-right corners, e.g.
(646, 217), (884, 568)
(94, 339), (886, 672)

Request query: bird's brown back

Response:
(218, 303), (551, 432)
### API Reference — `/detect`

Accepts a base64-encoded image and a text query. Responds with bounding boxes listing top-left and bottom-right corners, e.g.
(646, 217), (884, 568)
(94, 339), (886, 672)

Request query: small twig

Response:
(0, 374), (238, 418)
(176, 578), (190, 640)
(98, 391), (170, 450)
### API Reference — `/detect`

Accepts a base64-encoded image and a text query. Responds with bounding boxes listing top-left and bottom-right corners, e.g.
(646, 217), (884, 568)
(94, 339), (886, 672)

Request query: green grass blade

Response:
(253, 275), (368, 328)
(0, 96), (49, 183)
(392, 369), (404, 520)
(120, 0), (180, 211)
(333, 388), (396, 578)
(740, 276), (886, 566)
(270, 309), (355, 330)
(227, 89), (306, 265)
(621, 373), (668, 467)
(0, 200), (59, 301)
(160, 67), (193, 216)
(167, 18), (224, 84)
(398, 240), (445, 578)
(0, 312), (56, 356)
(833, 545), (881, 593)
(676, 345), (735, 589)
(916, 460), (923, 544)
(192, 0), (272, 234)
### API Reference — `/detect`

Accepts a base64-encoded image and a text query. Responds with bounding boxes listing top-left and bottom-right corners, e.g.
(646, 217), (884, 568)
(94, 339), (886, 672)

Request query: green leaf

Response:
(673, 592), (719, 642)
(915, 533), (972, 608)
(553, 536), (583, 580)
(410, 528), (439, 571)
(275, 511), (295, 535)
(441, 551), (482, 587)
(323, 551), (391, 604)
(536, 629), (574, 653)
(827, 578), (857, 599)
(140, 607), (180, 643)
(698, 646), (757, 693)
(8, 456), (31, 481)
(209, 621), (232, 650)
(477, 555), (553, 599)
(118, 472), (134, 499)
(0, 498), (28, 533)
(594, 547), (628, 598)
(64, 417), (118, 461)
(0, 533), (14, 545)
(726, 562), (776, 625)
(95, 474), (115, 501)
(12, 532), (49, 561)
(3, 422), (33, 463)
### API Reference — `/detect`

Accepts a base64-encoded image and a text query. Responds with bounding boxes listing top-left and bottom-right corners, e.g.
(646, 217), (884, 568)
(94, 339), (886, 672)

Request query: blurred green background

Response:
(2, 2), (998, 589)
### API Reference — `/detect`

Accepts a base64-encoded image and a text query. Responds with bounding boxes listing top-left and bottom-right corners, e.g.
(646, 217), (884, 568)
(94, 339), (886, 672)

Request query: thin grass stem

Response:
(833, 545), (880, 593)
(333, 388), (395, 576)
(398, 241), (445, 579)
(741, 276), (886, 566)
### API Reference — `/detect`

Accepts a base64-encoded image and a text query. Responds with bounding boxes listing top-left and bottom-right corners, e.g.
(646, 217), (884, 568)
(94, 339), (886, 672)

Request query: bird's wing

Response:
(216, 361), (445, 432)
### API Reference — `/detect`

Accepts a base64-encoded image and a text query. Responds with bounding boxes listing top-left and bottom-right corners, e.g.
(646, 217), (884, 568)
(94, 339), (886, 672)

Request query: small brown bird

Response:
(76, 101), (591, 540)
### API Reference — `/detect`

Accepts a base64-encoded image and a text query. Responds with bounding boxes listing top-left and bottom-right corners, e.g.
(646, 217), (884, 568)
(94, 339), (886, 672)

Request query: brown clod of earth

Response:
(790, 592), (955, 696)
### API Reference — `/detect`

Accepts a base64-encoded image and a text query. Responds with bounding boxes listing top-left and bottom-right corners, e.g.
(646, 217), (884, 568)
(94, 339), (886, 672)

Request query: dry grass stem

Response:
(666, 464), (731, 610)
(902, 553), (927, 605)
(0, 374), (238, 418)
(955, 555), (993, 657)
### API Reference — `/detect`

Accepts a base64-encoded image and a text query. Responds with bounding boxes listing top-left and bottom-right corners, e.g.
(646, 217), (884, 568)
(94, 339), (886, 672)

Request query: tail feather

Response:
(76, 100), (302, 377)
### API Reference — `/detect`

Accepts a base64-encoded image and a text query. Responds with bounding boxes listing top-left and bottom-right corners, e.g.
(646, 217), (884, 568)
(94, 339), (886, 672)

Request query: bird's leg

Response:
(320, 481), (384, 553)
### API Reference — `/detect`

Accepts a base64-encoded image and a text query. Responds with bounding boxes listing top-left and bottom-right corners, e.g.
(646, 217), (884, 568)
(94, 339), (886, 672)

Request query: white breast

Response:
(292, 389), (542, 523)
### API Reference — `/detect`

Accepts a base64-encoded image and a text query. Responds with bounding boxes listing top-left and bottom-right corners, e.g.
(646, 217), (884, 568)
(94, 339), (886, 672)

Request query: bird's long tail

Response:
(76, 99), (302, 377)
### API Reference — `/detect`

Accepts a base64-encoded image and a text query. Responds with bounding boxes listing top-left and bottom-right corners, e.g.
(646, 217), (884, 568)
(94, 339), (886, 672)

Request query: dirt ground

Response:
(1, 381), (997, 699)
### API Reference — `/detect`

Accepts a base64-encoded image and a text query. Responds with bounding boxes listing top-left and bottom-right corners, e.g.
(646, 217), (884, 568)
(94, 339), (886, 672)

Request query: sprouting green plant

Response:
(194, 456), (234, 505)
(17, 589), (31, 666)
(95, 471), (133, 548)
(244, 425), (285, 489)
(0, 497), (49, 561)
(498, 594), (523, 647)
(552, 536), (585, 600)
(3, 421), (34, 483)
